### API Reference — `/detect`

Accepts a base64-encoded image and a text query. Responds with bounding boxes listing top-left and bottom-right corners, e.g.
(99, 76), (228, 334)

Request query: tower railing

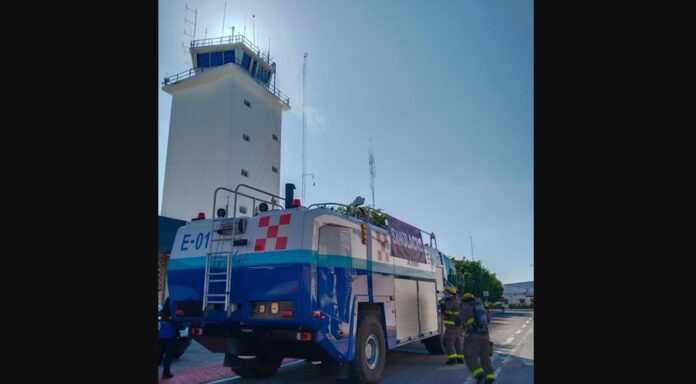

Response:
(162, 51), (290, 107)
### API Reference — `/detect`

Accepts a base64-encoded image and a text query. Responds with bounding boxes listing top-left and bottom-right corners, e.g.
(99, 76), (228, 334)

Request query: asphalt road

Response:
(161, 309), (533, 384)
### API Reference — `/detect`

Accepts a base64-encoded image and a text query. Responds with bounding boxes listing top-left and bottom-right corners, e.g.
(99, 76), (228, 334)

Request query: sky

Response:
(159, 0), (533, 284)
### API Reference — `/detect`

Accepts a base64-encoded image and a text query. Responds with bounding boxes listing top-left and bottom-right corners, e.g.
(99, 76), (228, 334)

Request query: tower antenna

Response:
(221, 1), (227, 37)
(184, 4), (197, 40)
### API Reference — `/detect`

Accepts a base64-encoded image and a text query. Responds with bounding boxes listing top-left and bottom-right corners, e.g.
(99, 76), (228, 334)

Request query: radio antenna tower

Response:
(369, 138), (376, 207)
(302, 52), (308, 201)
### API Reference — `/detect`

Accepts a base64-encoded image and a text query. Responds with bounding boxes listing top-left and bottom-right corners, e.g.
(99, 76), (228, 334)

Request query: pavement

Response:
(158, 309), (533, 383)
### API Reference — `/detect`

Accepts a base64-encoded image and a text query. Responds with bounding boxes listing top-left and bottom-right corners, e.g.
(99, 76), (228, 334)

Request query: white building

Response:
(503, 281), (534, 304)
(162, 35), (290, 221)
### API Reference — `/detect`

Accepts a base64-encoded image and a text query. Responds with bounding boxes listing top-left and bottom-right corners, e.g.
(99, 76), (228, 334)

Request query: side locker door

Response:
(317, 225), (353, 336)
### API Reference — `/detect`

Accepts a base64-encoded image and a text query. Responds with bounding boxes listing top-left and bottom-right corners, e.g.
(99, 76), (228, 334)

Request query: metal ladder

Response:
(202, 184), (286, 312)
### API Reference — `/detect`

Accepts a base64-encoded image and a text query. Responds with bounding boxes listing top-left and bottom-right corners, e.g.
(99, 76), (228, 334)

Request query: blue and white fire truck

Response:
(165, 184), (457, 383)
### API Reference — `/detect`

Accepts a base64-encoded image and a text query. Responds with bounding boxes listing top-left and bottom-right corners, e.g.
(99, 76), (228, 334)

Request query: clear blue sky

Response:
(159, 0), (533, 284)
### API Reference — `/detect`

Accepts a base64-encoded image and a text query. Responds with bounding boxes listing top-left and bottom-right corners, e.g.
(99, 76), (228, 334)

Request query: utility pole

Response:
(470, 232), (475, 261)
(369, 138), (376, 207)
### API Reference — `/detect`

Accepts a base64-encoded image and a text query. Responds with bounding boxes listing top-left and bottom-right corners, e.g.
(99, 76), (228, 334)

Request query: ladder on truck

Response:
(203, 184), (286, 311)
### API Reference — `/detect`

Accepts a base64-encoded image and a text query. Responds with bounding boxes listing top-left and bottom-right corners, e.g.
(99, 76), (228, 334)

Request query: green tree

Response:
(335, 205), (386, 226)
(449, 258), (503, 304)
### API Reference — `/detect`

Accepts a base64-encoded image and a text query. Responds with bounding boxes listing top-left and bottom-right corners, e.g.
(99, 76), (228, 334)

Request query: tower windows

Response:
(223, 50), (235, 64)
(210, 51), (223, 66)
(242, 53), (251, 70)
(196, 50), (236, 68)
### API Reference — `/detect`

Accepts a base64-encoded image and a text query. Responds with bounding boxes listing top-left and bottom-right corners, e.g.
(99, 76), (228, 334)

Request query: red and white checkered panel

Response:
(254, 214), (292, 251)
(372, 232), (390, 262)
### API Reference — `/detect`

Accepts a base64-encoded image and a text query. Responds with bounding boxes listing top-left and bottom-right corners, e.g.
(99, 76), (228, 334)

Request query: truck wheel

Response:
(423, 331), (446, 355)
(233, 356), (283, 378)
(345, 314), (386, 384)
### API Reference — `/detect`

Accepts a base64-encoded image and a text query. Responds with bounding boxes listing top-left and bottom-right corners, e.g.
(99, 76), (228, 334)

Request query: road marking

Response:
(494, 324), (533, 381)
(207, 359), (307, 383)
(503, 337), (514, 345)
(515, 329), (522, 334)
(522, 324), (527, 328)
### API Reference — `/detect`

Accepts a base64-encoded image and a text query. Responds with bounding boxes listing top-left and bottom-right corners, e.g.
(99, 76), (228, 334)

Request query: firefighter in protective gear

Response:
(460, 293), (495, 384)
(439, 286), (464, 365)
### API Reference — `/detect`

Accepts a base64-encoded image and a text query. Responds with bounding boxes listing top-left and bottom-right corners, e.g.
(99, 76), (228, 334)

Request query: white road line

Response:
(503, 337), (515, 345)
(515, 329), (522, 334)
(494, 324), (533, 381)
(207, 359), (307, 384)
(522, 324), (527, 328)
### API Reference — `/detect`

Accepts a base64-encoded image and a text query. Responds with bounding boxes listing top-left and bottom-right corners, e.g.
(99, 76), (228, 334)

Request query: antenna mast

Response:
(183, 4), (197, 67)
(369, 138), (376, 207)
(221, 1), (227, 37)
(302, 52), (308, 201)
(184, 4), (197, 40)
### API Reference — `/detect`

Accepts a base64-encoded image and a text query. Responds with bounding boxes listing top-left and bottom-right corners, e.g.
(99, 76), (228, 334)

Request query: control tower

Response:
(162, 35), (290, 220)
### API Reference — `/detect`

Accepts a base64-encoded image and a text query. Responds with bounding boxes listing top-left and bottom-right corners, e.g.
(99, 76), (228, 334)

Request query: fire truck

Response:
(165, 184), (455, 383)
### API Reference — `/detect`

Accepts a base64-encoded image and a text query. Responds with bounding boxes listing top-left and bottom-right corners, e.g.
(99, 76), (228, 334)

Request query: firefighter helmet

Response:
(461, 292), (475, 300)
(444, 286), (457, 295)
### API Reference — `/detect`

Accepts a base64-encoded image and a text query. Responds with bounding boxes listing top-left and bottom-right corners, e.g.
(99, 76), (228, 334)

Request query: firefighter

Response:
(158, 298), (177, 379)
(439, 286), (464, 365)
(460, 293), (495, 383)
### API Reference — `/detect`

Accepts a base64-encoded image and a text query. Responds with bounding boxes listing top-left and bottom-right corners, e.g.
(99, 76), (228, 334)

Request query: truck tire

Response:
(423, 332), (446, 355)
(344, 314), (386, 384)
(233, 356), (283, 379)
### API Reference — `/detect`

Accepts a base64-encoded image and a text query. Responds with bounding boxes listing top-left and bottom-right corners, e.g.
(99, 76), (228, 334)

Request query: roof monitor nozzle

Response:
(350, 196), (365, 207)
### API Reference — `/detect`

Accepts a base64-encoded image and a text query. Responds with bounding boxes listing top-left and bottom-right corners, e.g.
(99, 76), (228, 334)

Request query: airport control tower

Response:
(161, 35), (290, 221)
